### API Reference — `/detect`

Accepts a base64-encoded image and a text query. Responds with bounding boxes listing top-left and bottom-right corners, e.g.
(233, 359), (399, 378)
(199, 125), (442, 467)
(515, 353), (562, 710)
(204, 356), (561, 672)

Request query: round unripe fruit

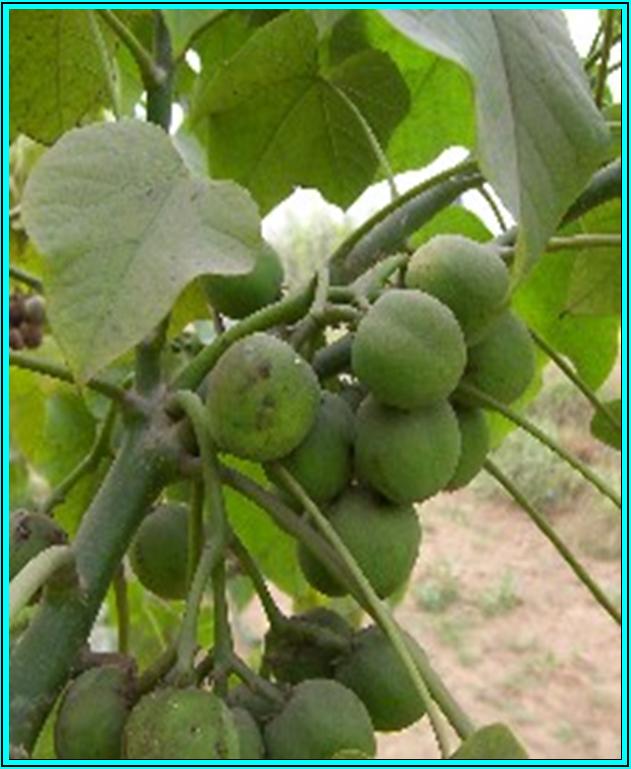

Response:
(298, 488), (421, 598)
(447, 407), (490, 490)
(232, 707), (265, 759)
(124, 687), (239, 759)
(10, 510), (67, 579)
(203, 244), (284, 320)
(264, 680), (376, 759)
(458, 311), (536, 405)
(54, 665), (134, 759)
(281, 393), (354, 504)
(406, 235), (509, 344)
(351, 289), (466, 409)
(263, 608), (353, 684)
(206, 333), (320, 462)
(21, 322), (43, 349)
(355, 396), (461, 504)
(129, 504), (189, 600)
(24, 294), (46, 325)
(335, 626), (427, 732)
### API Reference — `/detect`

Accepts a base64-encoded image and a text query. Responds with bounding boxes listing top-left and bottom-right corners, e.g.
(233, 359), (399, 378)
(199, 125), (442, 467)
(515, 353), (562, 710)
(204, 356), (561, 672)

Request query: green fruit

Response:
(450, 723), (529, 759)
(355, 396), (461, 504)
(298, 488), (421, 598)
(458, 311), (536, 406)
(263, 608), (353, 684)
(447, 407), (490, 490)
(281, 393), (354, 504)
(352, 289), (466, 409)
(124, 687), (239, 759)
(335, 626), (427, 732)
(129, 504), (189, 600)
(10, 510), (67, 579)
(264, 680), (376, 759)
(54, 665), (134, 759)
(203, 244), (284, 320)
(207, 333), (320, 461)
(232, 707), (265, 759)
(406, 235), (509, 343)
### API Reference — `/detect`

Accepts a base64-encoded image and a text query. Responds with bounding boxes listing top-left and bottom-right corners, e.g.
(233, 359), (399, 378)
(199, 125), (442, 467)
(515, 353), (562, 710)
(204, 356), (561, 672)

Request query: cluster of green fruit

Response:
(10, 235), (538, 759)
(9, 291), (45, 350)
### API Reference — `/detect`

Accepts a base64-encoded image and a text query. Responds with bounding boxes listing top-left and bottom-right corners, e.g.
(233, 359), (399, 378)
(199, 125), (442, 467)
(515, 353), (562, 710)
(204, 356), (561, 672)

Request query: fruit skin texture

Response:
(10, 510), (67, 579)
(263, 607), (353, 684)
(206, 332), (320, 462)
(406, 235), (509, 344)
(129, 503), (189, 600)
(335, 626), (427, 732)
(281, 393), (355, 504)
(351, 289), (466, 409)
(458, 311), (536, 405)
(298, 488), (421, 598)
(203, 244), (284, 320)
(54, 665), (134, 759)
(447, 407), (490, 490)
(264, 679), (376, 759)
(232, 707), (265, 759)
(124, 687), (239, 759)
(355, 396), (461, 504)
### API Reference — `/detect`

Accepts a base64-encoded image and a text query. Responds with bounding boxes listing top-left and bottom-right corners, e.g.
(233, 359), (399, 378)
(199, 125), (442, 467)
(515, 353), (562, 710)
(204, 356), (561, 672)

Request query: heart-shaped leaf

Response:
(10, 10), (115, 145)
(450, 723), (529, 759)
(22, 120), (261, 381)
(381, 10), (610, 279)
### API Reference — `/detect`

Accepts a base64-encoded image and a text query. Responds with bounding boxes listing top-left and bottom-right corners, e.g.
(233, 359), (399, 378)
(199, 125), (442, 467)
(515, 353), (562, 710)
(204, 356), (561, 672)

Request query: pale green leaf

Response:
(22, 120), (262, 380)
(10, 10), (115, 144)
(193, 11), (409, 213)
(381, 10), (610, 277)
(162, 9), (225, 57)
(450, 723), (529, 759)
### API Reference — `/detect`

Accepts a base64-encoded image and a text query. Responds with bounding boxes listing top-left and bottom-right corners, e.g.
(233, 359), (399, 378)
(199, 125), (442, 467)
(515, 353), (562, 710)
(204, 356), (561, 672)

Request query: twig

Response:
(458, 383), (621, 509)
(9, 351), (128, 404)
(10, 265), (43, 292)
(187, 480), (204, 589)
(478, 185), (508, 232)
(485, 461), (621, 625)
(10, 546), (74, 624)
(231, 536), (286, 631)
(531, 331), (621, 434)
(96, 10), (165, 88)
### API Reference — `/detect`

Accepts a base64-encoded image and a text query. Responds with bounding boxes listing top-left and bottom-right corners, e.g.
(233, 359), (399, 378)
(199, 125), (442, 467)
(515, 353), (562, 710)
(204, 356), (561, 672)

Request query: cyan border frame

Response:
(1, 2), (627, 765)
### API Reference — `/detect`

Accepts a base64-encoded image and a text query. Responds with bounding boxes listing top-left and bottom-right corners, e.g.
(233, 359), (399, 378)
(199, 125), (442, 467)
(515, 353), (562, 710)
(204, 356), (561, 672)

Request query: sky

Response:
(260, 9), (620, 245)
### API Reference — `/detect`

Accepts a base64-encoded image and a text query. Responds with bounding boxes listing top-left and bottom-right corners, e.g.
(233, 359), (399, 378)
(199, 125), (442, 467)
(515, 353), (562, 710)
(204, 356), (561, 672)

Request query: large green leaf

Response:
(329, 12), (474, 174)
(450, 723), (529, 759)
(514, 201), (620, 389)
(381, 10), (610, 277)
(591, 399), (622, 451)
(10, 10), (115, 144)
(22, 120), (262, 381)
(193, 11), (409, 213)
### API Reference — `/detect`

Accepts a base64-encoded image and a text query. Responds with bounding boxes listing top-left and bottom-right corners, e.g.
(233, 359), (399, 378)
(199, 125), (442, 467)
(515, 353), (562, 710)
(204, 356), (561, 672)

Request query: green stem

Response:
(531, 331), (621, 433)
(231, 535), (286, 631)
(9, 265), (43, 292)
(11, 426), (168, 750)
(485, 460), (621, 625)
(174, 282), (315, 392)
(273, 466), (457, 758)
(146, 11), (173, 130)
(9, 351), (128, 405)
(41, 402), (116, 516)
(229, 655), (286, 706)
(478, 185), (508, 232)
(458, 383), (621, 509)
(595, 10), (616, 108)
(113, 566), (130, 655)
(9, 546), (74, 625)
(329, 159), (482, 283)
(170, 392), (229, 684)
(312, 335), (353, 380)
(187, 480), (204, 588)
(137, 644), (177, 696)
(96, 10), (164, 88)
(212, 563), (232, 697)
